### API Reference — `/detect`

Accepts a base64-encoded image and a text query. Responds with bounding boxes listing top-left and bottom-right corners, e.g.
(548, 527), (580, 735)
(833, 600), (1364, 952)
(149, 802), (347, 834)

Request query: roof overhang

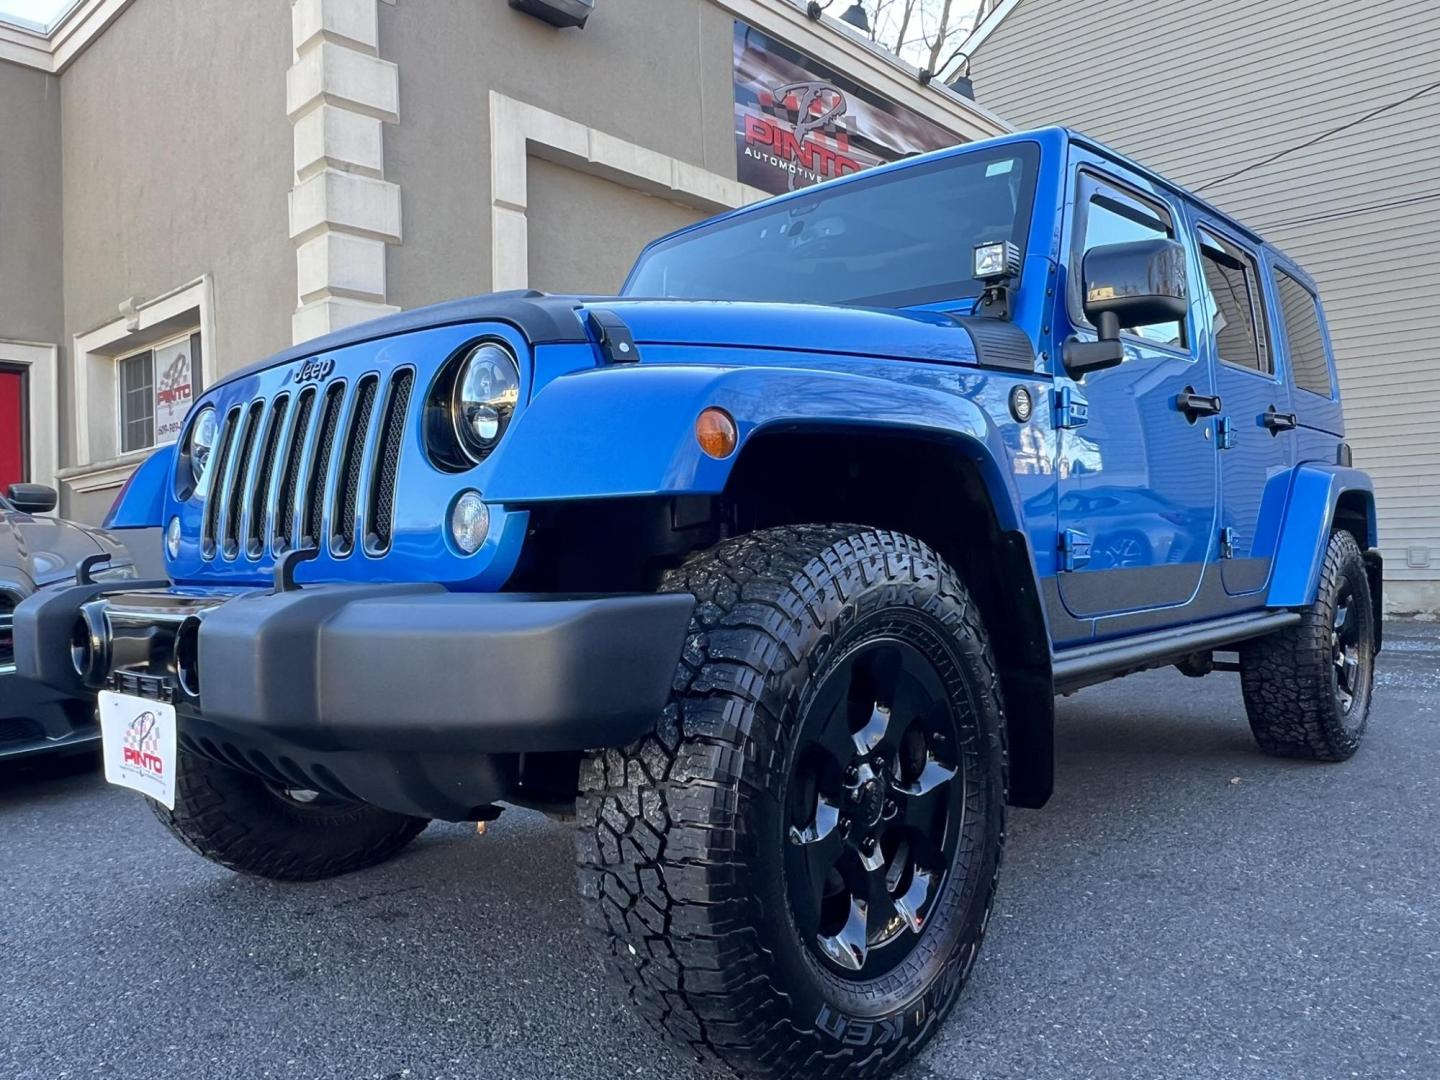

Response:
(0, 0), (133, 73)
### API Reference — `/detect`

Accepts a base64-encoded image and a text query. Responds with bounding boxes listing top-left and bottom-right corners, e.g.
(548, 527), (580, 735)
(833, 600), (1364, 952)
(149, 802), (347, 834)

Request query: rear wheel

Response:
(153, 746), (429, 881)
(1240, 529), (1376, 761)
(577, 526), (1007, 1079)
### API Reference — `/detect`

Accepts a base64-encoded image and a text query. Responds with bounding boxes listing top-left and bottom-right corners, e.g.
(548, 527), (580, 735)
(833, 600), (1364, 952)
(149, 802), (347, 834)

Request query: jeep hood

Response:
(583, 300), (984, 365)
(212, 291), (990, 391)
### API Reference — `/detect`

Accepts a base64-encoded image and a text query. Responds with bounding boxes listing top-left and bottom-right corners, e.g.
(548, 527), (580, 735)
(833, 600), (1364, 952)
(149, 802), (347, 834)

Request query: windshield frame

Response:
(622, 139), (1043, 310)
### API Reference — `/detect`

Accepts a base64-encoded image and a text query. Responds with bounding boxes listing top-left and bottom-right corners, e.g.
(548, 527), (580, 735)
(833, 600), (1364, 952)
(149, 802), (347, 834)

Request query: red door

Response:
(0, 367), (25, 491)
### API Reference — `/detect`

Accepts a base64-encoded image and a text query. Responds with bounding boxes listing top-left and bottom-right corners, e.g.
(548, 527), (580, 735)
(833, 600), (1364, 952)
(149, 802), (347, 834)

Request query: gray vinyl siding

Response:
(972, 0), (1440, 601)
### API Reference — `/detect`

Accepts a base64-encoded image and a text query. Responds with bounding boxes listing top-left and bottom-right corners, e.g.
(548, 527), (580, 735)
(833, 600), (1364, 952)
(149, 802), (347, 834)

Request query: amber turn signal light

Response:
(695, 407), (738, 459)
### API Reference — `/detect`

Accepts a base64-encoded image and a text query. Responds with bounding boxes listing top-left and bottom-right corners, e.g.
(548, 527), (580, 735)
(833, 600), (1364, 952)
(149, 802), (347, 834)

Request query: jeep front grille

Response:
(0, 590), (17, 674)
(200, 368), (414, 562)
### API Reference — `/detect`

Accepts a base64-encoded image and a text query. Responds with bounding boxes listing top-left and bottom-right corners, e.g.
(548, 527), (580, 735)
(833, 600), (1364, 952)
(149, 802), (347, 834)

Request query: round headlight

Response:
(452, 343), (520, 462)
(188, 406), (218, 493)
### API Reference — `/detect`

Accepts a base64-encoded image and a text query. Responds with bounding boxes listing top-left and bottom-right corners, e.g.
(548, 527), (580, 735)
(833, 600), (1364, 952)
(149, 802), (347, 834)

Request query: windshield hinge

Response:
(587, 309), (639, 365)
(974, 282), (1014, 321)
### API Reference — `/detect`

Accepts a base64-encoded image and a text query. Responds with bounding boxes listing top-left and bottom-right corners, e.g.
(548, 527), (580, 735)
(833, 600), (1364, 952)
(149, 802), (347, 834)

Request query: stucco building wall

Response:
(58, 0), (295, 448)
(0, 61), (63, 348)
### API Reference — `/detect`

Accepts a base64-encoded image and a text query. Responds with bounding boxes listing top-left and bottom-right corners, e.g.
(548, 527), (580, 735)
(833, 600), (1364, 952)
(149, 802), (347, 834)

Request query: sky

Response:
(866, 1), (988, 76)
(0, 0), (78, 32)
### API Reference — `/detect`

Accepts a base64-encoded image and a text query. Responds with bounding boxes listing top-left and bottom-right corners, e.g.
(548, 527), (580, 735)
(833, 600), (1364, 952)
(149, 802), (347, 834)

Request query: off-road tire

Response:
(577, 526), (1007, 1080)
(1240, 528), (1376, 761)
(152, 745), (429, 881)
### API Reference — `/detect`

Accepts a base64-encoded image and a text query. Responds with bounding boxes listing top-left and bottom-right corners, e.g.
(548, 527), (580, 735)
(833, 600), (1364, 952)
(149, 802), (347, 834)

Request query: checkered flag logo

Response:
(159, 350), (189, 396)
(125, 711), (160, 756)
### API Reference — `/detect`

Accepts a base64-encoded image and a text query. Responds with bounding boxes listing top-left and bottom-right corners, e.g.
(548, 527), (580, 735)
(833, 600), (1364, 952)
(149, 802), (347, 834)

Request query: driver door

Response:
(1053, 157), (1219, 621)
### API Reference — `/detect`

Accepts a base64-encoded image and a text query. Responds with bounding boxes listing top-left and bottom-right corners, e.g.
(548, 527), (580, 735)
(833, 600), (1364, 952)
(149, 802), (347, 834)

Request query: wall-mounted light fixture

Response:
(838, 2), (871, 32)
(509, 0), (594, 29)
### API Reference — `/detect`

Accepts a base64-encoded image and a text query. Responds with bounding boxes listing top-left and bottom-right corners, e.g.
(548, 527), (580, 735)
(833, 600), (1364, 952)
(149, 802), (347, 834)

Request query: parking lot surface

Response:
(3, 621), (1437, 1080)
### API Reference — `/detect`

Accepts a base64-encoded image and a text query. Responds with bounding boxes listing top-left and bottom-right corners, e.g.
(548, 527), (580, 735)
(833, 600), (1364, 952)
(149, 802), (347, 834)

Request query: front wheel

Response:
(577, 526), (1007, 1079)
(1240, 528), (1377, 761)
(153, 746), (429, 881)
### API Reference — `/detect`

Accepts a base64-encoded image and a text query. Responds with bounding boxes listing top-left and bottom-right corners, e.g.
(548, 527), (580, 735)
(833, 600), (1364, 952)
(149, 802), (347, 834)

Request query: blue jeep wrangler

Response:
(15, 128), (1380, 1079)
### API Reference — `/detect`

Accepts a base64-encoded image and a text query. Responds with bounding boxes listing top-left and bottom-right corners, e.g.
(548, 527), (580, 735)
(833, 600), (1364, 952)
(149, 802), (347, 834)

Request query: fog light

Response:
(450, 491), (490, 555)
(973, 240), (1020, 283)
(166, 516), (182, 559)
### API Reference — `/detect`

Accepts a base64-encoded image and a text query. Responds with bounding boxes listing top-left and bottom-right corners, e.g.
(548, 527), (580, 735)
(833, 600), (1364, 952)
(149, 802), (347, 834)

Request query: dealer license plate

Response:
(98, 691), (178, 809)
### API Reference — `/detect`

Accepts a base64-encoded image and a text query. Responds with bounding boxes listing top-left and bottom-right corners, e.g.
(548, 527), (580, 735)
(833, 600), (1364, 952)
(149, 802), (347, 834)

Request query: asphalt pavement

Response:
(3, 621), (1437, 1080)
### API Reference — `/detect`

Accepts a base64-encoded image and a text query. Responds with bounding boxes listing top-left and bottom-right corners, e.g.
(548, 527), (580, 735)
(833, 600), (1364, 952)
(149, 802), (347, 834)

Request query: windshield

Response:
(624, 142), (1040, 308)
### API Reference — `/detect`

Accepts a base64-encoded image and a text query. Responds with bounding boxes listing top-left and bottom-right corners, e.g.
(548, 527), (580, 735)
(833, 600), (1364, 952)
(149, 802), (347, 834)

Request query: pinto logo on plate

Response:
(98, 692), (178, 809)
(122, 711), (166, 777)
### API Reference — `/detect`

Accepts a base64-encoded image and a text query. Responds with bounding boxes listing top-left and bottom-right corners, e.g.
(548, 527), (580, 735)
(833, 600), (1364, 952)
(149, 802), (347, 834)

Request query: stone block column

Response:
(287, 0), (401, 344)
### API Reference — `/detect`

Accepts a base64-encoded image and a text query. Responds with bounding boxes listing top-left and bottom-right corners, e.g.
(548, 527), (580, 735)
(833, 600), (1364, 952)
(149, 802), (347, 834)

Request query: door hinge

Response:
(1220, 526), (1238, 560)
(1055, 385), (1089, 429)
(1216, 416), (1236, 450)
(1060, 528), (1093, 572)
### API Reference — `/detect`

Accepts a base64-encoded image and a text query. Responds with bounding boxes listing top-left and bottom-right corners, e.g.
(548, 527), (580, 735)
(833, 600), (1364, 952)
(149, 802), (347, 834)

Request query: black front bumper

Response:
(15, 583), (694, 817)
(0, 671), (99, 761)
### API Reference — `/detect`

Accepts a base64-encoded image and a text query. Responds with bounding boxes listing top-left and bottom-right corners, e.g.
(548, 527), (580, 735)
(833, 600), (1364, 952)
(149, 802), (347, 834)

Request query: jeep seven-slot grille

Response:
(201, 369), (412, 562)
(0, 590), (17, 673)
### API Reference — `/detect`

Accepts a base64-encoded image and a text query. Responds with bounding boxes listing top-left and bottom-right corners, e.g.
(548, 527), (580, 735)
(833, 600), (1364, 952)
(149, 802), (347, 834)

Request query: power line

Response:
(1195, 77), (1440, 193)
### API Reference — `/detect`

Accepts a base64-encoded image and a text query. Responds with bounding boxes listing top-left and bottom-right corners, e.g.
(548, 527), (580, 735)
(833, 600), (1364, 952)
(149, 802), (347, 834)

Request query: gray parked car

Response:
(1, 483), (136, 760)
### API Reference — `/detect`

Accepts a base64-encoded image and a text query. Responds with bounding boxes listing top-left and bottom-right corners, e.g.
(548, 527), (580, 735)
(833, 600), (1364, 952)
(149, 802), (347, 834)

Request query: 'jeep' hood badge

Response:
(289, 357), (336, 385)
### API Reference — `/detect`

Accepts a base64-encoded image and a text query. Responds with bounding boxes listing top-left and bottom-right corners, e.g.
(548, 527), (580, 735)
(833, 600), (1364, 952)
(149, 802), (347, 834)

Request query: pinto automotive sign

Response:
(733, 21), (960, 195)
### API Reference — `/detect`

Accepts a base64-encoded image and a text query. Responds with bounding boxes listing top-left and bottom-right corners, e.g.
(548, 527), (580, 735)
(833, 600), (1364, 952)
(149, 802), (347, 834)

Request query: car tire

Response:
(152, 746), (429, 881)
(1240, 528), (1376, 761)
(577, 526), (1007, 1080)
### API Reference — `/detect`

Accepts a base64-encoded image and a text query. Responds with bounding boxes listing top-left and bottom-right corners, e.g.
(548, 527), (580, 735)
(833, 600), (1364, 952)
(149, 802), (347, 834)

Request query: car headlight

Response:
(186, 406), (219, 496)
(452, 342), (520, 463)
(90, 561), (138, 583)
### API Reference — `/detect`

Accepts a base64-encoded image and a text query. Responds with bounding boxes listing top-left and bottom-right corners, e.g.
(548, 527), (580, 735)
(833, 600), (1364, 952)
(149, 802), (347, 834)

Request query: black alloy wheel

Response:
(785, 638), (965, 979)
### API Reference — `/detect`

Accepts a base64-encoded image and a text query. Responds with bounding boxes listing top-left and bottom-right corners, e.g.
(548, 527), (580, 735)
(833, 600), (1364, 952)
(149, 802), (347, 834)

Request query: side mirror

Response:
(1063, 238), (1188, 378)
(7, 483), (58, 514)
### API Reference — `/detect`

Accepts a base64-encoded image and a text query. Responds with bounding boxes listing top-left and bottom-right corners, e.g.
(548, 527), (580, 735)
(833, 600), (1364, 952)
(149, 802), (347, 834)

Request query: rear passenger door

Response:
(1192, 219), (1294, 597)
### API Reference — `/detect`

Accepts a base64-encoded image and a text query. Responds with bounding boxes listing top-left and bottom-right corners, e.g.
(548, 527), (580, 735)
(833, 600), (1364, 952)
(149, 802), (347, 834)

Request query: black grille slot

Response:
(201, 408), (241, 559)
(246, 396), (289, 559)
(274, 388), (316, 552)
(222, 401), (264, 559)
(303, 383), (345, 548)
(366, 368), (413, 554)
(333, 375), (378, 556)
(0, 590), (17, 670)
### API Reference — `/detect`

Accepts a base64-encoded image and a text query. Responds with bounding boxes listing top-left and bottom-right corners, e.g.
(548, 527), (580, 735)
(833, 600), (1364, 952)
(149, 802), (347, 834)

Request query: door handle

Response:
(1263, 407), (1297, 433)
(1176, 387), (1223, 420)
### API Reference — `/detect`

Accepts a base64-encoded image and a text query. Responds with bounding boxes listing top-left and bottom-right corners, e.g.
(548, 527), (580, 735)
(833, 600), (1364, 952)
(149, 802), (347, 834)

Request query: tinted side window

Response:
(1198, 229), (1270, 373)
(1078, 181), (1185, 348)
(1275, 271), (1333, 397)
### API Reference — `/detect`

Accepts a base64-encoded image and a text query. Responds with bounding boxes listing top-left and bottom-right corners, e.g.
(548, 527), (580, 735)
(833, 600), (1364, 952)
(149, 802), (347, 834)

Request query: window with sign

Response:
(117, 331), (202, 454)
